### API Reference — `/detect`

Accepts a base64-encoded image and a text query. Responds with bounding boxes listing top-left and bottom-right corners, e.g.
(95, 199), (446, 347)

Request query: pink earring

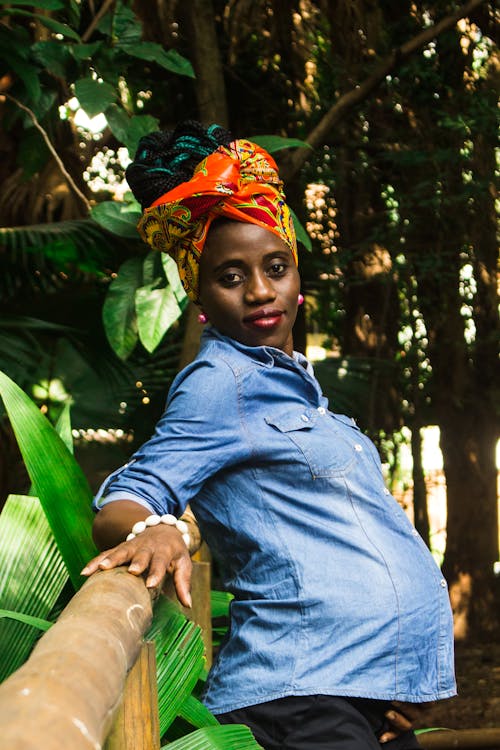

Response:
(297, 293), (304, 306)
(197, 312), (208, 324)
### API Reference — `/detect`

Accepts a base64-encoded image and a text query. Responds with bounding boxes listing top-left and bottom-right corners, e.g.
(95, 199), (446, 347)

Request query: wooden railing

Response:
(0, 564), (498, 750)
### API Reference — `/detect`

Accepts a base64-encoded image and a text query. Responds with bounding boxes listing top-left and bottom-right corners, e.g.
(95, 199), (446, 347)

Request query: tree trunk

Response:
(442, 51), (499, 638)
(411, 423), (430, 547)
(178, 0), (228, 127)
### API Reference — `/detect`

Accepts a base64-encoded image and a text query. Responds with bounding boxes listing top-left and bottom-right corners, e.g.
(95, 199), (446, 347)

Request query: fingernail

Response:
(98, 559), (111, 569)
(80, 566), (89, 575)
(185, 593), (192, 608)
(386, 711), (396, 720)
(146, 576), (157, 588)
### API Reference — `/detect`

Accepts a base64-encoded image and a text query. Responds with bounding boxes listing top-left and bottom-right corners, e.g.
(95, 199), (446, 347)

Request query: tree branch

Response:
(280, 0), (488, 183)
(81, 0), (115, 43)
(4, 94), (91, 211)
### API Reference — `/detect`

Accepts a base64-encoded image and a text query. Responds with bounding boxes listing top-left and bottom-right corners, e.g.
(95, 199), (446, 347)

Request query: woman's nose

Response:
(244, 272), (276, 304)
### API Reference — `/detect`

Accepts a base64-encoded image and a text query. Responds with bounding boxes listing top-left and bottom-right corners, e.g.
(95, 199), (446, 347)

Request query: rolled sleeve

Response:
(93, 357), (249, 516)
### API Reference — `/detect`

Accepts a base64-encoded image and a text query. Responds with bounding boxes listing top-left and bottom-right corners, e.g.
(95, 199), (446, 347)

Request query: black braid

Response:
(126, 120), (234, 210)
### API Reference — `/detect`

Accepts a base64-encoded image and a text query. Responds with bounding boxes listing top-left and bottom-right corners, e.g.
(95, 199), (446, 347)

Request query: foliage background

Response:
(0, 0), (498, 640)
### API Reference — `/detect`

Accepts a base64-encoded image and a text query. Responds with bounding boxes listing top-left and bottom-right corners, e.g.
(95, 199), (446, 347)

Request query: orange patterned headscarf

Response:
(138, 139), (297, 303)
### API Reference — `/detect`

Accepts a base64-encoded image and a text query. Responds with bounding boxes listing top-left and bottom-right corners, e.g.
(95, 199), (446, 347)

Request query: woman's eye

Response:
(220, 272), (243, 285)
(269, 263), (287, 276)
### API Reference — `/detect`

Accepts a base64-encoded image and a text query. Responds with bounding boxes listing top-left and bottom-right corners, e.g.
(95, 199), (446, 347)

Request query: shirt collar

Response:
(201, 326), (314, 374)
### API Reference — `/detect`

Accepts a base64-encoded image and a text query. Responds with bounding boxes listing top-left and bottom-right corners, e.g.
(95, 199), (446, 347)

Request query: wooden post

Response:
(104, 642), (160, 750)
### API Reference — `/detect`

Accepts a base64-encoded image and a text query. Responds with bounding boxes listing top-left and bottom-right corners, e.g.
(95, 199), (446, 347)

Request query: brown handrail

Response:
(0, 567), (153, 750)
(418, 728), (500, 748)
(0, 565), (498, 749)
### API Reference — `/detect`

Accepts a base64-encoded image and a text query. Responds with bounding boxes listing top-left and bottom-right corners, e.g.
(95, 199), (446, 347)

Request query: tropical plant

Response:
(1, 0), (497, 638)
(0, 369), (262, 747)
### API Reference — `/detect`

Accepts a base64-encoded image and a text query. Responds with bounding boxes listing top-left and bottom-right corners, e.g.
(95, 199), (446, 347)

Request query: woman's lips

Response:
(243, 309), (284, 329)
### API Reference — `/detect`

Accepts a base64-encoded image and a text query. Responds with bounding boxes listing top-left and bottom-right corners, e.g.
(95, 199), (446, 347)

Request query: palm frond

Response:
(0, 218), (141, 298)
(164, 725), (264, 749)
(0, 494), (68, 682)
(178, 695), (219, 729)
(146, 596), (207, 738)
(0, 370), (97, 588)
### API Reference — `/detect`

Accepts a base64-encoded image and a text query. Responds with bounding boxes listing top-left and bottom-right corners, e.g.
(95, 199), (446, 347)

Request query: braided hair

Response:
(126, 120), (234, 210)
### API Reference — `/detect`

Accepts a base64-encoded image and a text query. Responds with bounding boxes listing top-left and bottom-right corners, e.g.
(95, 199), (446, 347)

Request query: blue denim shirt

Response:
(95, 327), (456, 713)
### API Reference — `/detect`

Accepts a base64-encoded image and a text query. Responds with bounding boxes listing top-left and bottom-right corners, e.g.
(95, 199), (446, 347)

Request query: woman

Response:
(82, 121), (455, 749)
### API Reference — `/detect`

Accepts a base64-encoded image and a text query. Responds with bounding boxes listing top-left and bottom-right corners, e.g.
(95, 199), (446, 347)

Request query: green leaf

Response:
(0, 218), (119, 275)
(105, 104), (160, 154)
(141, 251), (163, 287)
(55, 402), (75, 453)
(178, 695), (219, 729)
(162, 255), (188, 308)
(32, 40), (73, 78)
(211, 590), (233, 619)
(74, 77), (116, 118)
(165, 725), (264, 749)
(17, 127), (50, 177)
(7, 55), (42, 103)
(0, 0), (64, 8)
(146, 597), (206, 736)
(251, 135), (311, 153)
(111, 3), (141, 43)
(33, 14), (81, 41)
(0, 494), (68, 681)
(136, 283), (182, 353)
(1, 8), (81, 41)
(90, 201), (141, 238)
(289, 207), (312, 252)
(102, 257), (142, 359)
(0, 610), (53, 632)
(116, 41), (195, 78)
(0, 372), (97, 589)
(71, 42), (103, 61)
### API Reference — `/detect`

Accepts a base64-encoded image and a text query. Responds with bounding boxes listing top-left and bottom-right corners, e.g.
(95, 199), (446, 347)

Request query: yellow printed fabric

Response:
(138, 139), (297, 303)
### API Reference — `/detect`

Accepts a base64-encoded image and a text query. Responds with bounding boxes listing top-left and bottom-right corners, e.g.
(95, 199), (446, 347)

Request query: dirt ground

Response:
(414, 641), (500, 732)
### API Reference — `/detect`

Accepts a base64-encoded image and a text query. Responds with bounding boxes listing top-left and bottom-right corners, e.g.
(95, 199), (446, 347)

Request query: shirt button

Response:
(301, 414), (309, 422)
(440, 579), (447, 588)
(412, 529), (419, 537)
(317, 406), (326, 415)
(354, 444), (363, 452)
(383, 488), (391, 495)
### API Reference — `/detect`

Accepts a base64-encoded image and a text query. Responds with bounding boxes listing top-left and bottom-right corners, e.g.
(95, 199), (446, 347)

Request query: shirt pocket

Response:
(265, 408), (357, 478)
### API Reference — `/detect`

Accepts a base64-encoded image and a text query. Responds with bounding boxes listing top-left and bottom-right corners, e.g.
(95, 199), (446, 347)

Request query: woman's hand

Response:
(81, 500), (193, 608)
(379, 701), (432, 744)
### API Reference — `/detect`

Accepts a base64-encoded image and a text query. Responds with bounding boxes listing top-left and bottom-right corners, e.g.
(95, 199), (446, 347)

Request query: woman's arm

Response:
(81, 500), (192, 608)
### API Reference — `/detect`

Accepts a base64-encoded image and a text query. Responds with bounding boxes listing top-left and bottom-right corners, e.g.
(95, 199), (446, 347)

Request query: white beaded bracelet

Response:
(126, 514), (190, 549)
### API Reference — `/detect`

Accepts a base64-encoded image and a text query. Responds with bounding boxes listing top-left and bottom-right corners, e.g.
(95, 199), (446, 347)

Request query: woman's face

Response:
(199, 221), (300, 356)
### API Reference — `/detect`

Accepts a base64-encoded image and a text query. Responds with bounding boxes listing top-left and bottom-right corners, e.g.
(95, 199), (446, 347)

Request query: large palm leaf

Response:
(165, 726), (263, 749)
(0, 218), (139, 296)
(0, 370), (97, 587)
(0, 494), (68, 681)
(0, 372), (258, 748)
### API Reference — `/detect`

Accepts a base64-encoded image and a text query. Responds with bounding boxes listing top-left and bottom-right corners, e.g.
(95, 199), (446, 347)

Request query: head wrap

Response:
(137, 139), (297, 303)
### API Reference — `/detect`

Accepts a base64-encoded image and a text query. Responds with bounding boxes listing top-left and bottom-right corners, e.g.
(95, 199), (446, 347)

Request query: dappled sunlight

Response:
(449, 572), (473, 641)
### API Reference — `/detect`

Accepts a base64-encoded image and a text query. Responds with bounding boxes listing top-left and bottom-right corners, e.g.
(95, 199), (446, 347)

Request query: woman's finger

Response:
(384, 709), (412, 731)
(171, 553), (193, 608)
(80, 548), (127, 575)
